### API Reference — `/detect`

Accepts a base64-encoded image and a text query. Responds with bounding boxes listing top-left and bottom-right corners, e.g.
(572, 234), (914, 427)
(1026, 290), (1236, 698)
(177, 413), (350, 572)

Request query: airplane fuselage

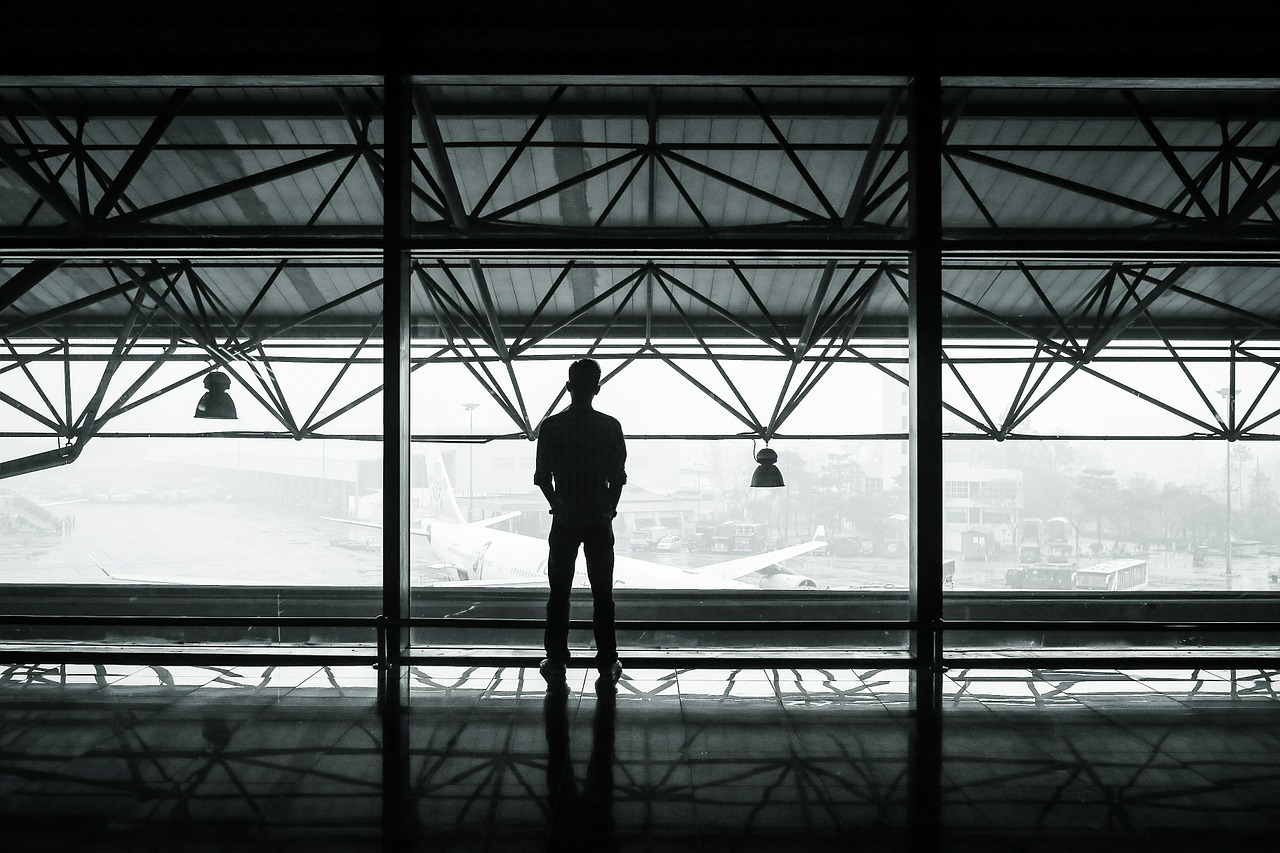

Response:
(426, 520), (758, 589)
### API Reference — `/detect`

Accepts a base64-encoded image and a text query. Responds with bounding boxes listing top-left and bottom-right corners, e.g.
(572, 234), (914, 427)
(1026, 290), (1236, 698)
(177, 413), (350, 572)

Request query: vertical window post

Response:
(907, 72), (944, 711)
(381, 70), (414, 850)
(907, 68), (945, 853)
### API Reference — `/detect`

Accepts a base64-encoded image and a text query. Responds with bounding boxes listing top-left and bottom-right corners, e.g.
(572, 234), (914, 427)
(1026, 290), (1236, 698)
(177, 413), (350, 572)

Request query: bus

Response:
(1074, 558), (1148, 591)
(1005, 564), (1076, 590)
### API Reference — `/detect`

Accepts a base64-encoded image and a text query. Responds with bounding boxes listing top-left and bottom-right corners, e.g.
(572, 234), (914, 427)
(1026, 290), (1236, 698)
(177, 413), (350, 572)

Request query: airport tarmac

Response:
(4, 498), (1278, 592)
(0, 499), (382, 586)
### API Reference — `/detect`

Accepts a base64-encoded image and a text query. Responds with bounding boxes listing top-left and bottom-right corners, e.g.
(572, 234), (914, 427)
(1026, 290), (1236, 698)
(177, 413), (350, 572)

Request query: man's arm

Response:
(539, 481), (559, 513)
(605, 421), (627, 517)
(533, 423), (560, 514)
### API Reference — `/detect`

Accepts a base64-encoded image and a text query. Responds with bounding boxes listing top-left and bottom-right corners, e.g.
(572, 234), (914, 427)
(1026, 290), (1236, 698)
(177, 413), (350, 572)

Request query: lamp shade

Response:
(750, 446), (784, 488)
(194, 371), (238, 420)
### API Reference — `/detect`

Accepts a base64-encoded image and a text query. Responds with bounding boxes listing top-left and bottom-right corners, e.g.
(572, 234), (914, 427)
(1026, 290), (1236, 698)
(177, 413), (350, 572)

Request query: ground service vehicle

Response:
(1005, 564), (1076, 589)
(1074, 558), (1148, 591)
(711, 522), (768, 554)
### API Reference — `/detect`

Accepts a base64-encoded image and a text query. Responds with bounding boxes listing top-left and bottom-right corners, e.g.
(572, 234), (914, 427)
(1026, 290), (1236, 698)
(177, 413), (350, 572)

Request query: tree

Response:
(817, 451), (862, 533)
(1117, 474), (1161, 552)
(971, 438), (1075, 520)
(1245, 469), (1280, 544)
(1069, 468), (1119, 555)
(1157, 483), (1220, 550)
(768, 450), (814, 540)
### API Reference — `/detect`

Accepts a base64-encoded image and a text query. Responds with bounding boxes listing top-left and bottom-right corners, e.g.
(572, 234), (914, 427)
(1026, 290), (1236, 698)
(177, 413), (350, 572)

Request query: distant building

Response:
(462, 438), (689, 497)
(943, 467), (1024, 553)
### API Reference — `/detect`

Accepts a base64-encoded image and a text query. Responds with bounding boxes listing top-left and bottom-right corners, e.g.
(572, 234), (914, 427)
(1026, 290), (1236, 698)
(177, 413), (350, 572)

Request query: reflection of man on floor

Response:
(543, 683), (617, 850)
(535, 359), (627, 686)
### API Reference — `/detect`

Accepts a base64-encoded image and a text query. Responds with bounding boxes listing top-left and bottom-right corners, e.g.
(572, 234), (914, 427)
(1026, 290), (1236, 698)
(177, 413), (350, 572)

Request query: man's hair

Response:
(567, 358), (601, 389)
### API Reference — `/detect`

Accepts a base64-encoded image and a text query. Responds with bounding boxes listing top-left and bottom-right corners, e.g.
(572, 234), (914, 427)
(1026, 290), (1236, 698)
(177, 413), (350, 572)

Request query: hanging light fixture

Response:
(750, 445), (784, 488)
(194, 371), (238, 420)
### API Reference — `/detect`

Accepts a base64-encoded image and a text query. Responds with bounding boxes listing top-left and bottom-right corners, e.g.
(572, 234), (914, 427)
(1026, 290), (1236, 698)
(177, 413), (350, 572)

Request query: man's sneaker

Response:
(596, 660), (623, 686)
(539, 658), (567, 684)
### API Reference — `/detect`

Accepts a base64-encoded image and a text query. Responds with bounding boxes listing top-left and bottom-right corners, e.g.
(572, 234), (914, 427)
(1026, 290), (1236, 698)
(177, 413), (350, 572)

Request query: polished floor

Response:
(2, 662), (1280, 851)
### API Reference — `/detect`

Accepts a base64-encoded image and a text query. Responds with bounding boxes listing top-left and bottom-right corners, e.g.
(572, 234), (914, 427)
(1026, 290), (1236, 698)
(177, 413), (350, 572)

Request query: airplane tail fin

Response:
(424, 449), (467, 524)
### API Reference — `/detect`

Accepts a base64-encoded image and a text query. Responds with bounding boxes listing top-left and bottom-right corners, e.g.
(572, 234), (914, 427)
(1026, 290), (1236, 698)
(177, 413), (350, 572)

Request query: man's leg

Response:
(543, 521), (580, 670)
(582, 522), (618, 675)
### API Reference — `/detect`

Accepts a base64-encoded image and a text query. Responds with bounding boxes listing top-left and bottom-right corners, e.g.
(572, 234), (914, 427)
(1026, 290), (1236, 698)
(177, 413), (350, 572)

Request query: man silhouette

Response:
(534, 359), (627, 687)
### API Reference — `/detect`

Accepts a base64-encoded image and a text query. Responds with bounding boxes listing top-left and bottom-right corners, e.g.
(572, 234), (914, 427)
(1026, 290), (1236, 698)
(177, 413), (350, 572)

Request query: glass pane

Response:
(0, 257), (383, 648)
(409, 255), (910, 655)
(942, 252), (1280, 654)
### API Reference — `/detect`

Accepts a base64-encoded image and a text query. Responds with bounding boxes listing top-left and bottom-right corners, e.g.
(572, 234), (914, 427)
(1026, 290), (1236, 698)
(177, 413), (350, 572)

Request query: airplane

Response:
(332, 449), (827, 591)
(0, 489), (83, 534)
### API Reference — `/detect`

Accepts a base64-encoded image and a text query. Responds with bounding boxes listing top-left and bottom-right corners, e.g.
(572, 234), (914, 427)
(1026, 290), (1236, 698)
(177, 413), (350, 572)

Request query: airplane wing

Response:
(698, 536), (826, 582)
(322, 513), (519, 532)
(322, 516), (431, 536)
(90, 554), (341, 586)
(472, 511), (521, 528)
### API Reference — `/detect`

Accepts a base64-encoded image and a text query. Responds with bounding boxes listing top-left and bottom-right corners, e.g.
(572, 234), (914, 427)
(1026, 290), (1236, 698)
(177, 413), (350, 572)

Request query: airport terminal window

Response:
(402, 323), (911, 651)
(4, 76), (1278, 664)
(937, 81), (1280, 653)
(0, 254), (386, 648)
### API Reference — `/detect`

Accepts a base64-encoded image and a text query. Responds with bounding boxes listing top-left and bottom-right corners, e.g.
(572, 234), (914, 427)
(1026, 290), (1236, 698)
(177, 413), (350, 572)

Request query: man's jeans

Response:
(544, 519), (616, 667)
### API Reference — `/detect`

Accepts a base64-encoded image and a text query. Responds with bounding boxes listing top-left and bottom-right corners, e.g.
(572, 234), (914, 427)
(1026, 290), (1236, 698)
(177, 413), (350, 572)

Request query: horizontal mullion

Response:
(0, 614), (377, 627)
(410, 618), (911, 631)
(947, 620), (1280, 632)
(945, 655), (1280, 669)
(0, 648), (377, 666)
(6, 237), (1280, 261)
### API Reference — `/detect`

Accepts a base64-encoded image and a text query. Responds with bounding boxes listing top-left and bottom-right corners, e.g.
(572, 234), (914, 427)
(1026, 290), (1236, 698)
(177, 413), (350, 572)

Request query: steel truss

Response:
(5, 81), (1280, 461)
(0, 259), (390, 473)
(942, 260), (1280, 441)
(0, 256), (916, 451)
(942, 87), (1280, 242)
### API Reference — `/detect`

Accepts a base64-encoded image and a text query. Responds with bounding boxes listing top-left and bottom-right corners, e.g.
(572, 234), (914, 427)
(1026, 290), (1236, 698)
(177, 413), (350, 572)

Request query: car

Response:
(655, 535), (683, 552)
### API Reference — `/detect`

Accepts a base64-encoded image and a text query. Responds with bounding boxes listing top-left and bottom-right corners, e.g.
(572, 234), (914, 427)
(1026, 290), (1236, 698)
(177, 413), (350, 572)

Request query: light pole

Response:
(1217, 387), (1235, 577)
(463, 402), (480, 522)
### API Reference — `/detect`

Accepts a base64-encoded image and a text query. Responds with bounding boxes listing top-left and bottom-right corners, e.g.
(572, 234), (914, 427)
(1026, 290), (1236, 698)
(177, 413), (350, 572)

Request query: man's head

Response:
(566, 359), (601, 402)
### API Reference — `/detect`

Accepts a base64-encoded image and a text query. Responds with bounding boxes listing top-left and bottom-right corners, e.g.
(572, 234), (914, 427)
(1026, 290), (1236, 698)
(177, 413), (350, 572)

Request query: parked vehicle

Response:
(655, 535), (682, 552)
(711, 522), (768, 554)
(630, 526), (679, 552)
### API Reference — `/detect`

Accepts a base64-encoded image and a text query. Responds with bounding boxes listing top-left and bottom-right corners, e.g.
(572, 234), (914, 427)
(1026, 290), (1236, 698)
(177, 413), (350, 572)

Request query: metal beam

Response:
(652, 272), (764, 433)
(380, 69), (413, 853)
(470, 85), (566, 218)
(412, 87), (469, 231)
(0, 124), (87, 230)
(744, 86), (839, 220)
(467, 260), (510, 362)
(1121, 89), (1218, 224)
(482, 148), (645, 222)
(651, 266), (791, 356)
(796, 260), (838, 356)
(908, 72), (944, 715)
(0, 259), (64, 315)
(947, 147), (1198, 226)
(109, 147), (355, 225)
(658, 148), (825, 222)
(94, 87), (191, 219)
(843, 87), (903, 228)
(1079, 264), (1190, 361)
